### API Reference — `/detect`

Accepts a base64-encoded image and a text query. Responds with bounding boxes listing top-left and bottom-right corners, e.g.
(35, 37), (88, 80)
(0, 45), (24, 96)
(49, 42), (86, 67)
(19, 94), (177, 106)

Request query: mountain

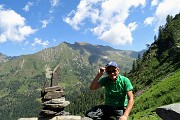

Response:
(0, 41), (142, 120)
(0, 52), (19, 63)
(0, 53), (9, 63)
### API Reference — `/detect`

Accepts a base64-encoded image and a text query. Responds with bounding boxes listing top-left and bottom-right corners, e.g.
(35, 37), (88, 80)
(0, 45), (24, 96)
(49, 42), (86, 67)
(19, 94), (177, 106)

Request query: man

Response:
(86, 61), (134, 120)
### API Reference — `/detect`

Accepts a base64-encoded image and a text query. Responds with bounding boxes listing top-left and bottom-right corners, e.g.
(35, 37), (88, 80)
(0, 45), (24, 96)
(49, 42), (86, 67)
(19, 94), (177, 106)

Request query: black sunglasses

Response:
(106, 69), (117, 74)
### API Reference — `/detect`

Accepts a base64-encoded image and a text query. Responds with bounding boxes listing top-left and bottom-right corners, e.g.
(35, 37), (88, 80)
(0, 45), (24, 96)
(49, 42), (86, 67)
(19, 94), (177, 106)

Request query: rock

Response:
(43, 91), (65, 100)
(19, 115), (85, 120)
(54, 116), (81, 120)
(44, 101), (70, 108)
(43, 97), (66, 104)
(44, 86), (63, 92)
(81, 117), (93, 120)
(39, 109), (58, 117)
(51, 97), (66, 103)
(18, 118), (37, 120)
(156, 103), (180, 120)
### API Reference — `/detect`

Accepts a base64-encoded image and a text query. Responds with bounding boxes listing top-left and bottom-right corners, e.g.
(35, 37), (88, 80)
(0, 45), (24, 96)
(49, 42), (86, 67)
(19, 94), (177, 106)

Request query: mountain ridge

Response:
(0, 41), (145, 60)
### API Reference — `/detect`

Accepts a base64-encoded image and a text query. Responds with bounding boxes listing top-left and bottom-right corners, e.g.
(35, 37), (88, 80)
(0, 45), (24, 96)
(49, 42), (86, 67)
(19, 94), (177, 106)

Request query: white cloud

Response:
(23, 2), (34, 12)
(155, 0), (180, 21)
(39, 0), (57, 29)
(151, 0), (158, 7)
(99, 22), (132, 45)
(63, 0), (91, 30)
(0, 7), (36, 43)
(50, 0), (59, 7)
(150, 0), (180, 31)
(0, 4), (3, 9)
(41, 17), (54, 28)
(128, 22), (138, 31)
(144, 17), (154, 25)
(49, 0), (60, 13)
(0, 34), (6, 43)
(19, 26), (36, 36)
(64, 0), (146, 45)
(41, 20), (48, 28)
(31, 38), (49, 47)
(39, 0), (57, 28)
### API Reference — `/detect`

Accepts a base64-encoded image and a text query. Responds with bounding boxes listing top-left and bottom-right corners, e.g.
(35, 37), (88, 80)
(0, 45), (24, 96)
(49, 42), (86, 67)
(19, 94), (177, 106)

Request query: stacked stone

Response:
(39, 86), (70, 118)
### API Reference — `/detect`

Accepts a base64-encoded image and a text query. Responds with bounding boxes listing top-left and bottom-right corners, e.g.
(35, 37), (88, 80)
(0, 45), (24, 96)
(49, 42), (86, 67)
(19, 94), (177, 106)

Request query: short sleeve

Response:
(99, 77), (108, 87)
(123, 76), (133, 92)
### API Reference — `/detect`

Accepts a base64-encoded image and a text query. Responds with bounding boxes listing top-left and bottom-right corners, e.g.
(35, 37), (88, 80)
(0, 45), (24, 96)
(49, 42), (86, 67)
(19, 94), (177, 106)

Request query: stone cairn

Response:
(38, 65), (70, 118)
(18, 64), (92, 120)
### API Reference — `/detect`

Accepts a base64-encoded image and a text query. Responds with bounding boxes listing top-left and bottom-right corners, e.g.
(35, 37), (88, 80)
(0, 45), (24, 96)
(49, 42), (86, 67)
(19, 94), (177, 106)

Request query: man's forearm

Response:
(90, 73), (102, 90)
(123, 99), (134, 117)
(120, 90), (134, 120)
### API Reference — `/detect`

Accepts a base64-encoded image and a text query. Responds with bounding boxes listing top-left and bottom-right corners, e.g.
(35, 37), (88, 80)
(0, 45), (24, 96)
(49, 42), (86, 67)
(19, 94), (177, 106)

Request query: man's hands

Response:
(99, 67), (106, 74)
(90, 67), (105, 90)
(119, 115), (128, 120)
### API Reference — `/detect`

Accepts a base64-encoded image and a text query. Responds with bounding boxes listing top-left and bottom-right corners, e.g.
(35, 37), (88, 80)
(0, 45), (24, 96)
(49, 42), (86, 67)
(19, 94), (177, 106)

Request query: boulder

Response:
(156, 103), (180, 120)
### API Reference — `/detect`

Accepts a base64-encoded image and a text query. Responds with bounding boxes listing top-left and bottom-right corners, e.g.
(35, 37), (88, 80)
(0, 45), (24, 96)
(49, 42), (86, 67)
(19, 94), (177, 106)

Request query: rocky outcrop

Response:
(156, 103), (180, 120)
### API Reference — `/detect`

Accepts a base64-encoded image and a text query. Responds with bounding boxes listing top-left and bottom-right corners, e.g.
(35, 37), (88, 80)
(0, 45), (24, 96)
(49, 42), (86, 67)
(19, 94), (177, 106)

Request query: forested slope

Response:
(128, 13), (180, 92)
(127, 13), (180, 119)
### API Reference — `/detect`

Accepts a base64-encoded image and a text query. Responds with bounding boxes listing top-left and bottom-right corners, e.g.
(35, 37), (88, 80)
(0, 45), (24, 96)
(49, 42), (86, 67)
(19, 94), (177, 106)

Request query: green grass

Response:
(130, 69), (180, 119)
(0, 88), (9, 98)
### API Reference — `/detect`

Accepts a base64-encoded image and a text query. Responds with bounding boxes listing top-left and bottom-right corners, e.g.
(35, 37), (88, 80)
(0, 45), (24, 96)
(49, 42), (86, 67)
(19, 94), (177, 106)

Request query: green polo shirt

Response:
(99, 74), (133, 107)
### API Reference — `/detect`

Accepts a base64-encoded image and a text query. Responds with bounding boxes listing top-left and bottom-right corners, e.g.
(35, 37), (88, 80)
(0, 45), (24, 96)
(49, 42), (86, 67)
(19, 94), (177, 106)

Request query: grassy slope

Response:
(129, 69), (180, 120)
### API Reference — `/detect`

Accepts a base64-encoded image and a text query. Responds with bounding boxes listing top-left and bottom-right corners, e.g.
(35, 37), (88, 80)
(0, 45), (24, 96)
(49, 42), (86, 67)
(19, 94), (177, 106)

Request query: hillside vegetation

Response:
(127, 13), (180, 119)
(128, 13), (180, 91)
(130, 70), (180, 120)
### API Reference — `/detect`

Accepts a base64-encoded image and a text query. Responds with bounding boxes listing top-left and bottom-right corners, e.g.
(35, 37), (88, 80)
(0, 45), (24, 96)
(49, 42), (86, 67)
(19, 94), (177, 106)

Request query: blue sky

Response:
(0, 0), (180, 56)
